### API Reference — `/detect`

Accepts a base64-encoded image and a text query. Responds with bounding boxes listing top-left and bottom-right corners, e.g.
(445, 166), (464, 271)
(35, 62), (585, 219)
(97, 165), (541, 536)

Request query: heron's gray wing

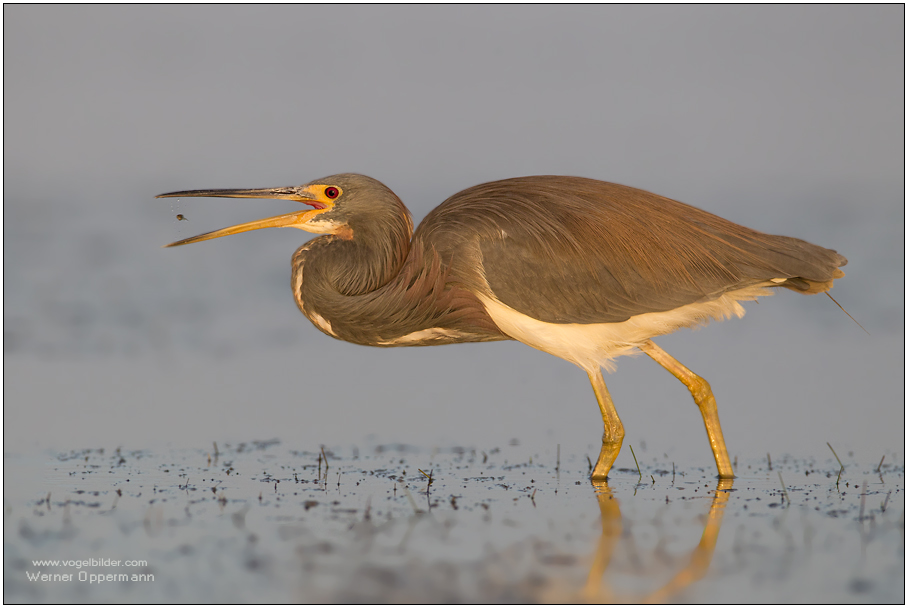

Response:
(420, 177), (846, 325)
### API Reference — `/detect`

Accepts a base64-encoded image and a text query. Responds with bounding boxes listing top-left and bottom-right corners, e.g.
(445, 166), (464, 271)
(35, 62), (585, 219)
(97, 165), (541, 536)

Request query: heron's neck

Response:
(292, 224), (506, 347)
(291, 201), (412, 301)
(289, 215), (413, 339)
(334, 214), (413, 294)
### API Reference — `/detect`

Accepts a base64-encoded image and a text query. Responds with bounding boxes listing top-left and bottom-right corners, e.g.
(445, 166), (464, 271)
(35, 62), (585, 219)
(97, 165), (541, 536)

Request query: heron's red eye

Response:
(325, 187), (339, 199)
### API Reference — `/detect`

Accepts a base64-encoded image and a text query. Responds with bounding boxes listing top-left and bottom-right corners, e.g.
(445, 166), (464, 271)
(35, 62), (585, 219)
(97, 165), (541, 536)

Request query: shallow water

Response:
(4, 441), (903, 603)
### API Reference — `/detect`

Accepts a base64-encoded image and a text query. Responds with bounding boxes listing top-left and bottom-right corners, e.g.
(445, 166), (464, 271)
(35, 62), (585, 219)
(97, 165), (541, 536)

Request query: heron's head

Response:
(158, 173), (410, 248)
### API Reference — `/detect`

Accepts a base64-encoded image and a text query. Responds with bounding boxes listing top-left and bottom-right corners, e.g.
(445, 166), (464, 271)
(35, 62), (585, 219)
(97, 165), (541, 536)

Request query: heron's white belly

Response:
(477, 285), (773, 373)
(376, 327), (475, 345)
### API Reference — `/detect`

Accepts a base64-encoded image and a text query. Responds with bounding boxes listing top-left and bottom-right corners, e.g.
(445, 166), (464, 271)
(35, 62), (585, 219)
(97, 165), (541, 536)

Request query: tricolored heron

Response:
(158, 174), (846, 479)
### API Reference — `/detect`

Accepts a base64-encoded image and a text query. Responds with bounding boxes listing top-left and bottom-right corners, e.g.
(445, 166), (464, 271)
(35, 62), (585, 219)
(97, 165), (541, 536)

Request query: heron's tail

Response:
(754, 237), (863, 332)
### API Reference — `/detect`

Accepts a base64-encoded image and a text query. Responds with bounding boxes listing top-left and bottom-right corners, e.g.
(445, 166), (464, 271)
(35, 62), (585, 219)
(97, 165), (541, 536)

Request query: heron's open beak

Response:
(156, 187), (332, 248)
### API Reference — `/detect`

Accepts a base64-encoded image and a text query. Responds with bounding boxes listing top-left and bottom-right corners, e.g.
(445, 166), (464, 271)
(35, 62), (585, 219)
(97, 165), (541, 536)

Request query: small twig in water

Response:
(859, 481), (867, 521)
(556, 444), (560, 474)
(418, 468), (434, 489)
(777, 471), (790, 506)
(767, 453), (772, 471)
(586, 455), (593, 474)
(827, 442), (844, 472)
(835, 465), (844, 489)
(321, 446), (329, 473)
(881, 490), (891, 513)
(629, 445), (642, 480)
(876, 455), (885, 474)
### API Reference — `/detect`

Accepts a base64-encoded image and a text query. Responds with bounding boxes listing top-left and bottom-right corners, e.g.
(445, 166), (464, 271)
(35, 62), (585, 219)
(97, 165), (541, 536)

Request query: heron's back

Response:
(416, 176), (846, 325)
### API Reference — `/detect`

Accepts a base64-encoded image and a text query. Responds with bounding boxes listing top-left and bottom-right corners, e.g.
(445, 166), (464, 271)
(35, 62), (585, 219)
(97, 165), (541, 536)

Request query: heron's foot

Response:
(590, 438), (623, 480)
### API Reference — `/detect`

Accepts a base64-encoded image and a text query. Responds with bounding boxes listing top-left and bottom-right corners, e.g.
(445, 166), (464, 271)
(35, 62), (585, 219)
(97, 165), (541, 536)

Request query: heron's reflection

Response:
(580, 478), (733, 603)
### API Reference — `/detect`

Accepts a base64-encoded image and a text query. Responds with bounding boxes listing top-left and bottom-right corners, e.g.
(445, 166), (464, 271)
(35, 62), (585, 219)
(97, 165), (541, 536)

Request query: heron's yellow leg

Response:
(638, 340), (734, 478)
(588, 370), (625, 480)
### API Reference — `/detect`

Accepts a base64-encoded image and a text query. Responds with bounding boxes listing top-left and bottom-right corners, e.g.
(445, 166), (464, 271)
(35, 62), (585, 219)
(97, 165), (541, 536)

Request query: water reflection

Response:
(580, 478), (733, 602)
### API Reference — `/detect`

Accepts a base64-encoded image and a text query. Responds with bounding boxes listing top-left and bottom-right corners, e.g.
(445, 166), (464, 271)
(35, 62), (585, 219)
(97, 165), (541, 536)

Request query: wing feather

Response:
(416, 176), (847, 324)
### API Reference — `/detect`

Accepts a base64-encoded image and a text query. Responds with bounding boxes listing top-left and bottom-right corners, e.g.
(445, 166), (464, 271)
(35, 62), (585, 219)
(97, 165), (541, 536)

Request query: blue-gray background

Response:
(4, 6), (903, 466)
